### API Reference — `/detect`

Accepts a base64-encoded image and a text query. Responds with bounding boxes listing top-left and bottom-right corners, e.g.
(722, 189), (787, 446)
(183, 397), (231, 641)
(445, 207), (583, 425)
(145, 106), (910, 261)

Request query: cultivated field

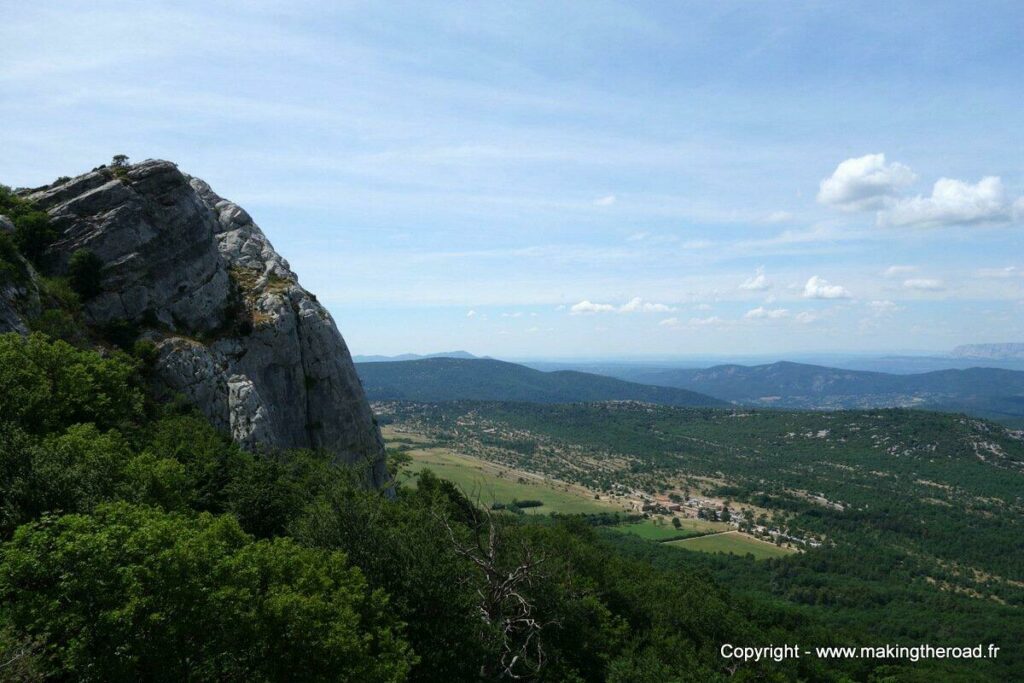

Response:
(613, 518), (729, 541)
(386, 428), (624, 515)
(667, 531), (797, 560)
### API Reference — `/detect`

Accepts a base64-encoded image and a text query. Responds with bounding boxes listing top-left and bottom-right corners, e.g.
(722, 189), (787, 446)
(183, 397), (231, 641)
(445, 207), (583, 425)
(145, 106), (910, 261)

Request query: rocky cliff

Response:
(1, 160), (388, 487)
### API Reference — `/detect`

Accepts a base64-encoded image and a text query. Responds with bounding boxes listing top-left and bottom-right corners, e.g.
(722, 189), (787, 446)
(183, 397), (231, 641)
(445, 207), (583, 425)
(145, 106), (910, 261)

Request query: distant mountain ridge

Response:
(354, 357), (727, 407)
(587, 361), (1024, 424)
(952, 343), (1024, 360)
(353, 350), (481, 363)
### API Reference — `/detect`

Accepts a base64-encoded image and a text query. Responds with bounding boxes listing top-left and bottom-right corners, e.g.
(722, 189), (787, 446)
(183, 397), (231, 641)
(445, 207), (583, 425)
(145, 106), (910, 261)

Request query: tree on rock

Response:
(68, 249), (104, 300)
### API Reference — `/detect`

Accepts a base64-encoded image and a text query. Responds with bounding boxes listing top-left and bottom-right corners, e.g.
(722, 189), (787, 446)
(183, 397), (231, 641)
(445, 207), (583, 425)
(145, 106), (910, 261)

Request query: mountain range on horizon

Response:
(355, 357), (727, 407)
(353, 350), (483, 363)
(356, 356), (1024, 426)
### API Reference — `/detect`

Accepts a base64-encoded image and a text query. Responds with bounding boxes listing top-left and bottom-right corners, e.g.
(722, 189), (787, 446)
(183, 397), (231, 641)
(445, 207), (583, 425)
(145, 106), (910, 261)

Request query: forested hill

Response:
(591, 360), (1024, 422)
(355, 357), (727, 406)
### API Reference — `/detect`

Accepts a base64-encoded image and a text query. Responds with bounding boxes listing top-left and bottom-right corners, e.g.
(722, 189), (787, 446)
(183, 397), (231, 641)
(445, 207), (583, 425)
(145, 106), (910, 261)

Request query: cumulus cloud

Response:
(803, 276), (851, 299)
(466, 309), (476, 318)
(739, 267), (771, 291)
(570, 298), (675, 315)
(880, 176), (1017, 228)
(570, 300), (617, 314)
(817, 153), (916, 211)
(819, 154), (1023, 227)
(626, 231), (649, 241)
(903, 278), (944, 291)
(745, 306), (790, 319)
(594, 194), (616, 206)
(501, 312), (523, 318)
(658, 317), (681, 328)
(619, 297), (675, 313)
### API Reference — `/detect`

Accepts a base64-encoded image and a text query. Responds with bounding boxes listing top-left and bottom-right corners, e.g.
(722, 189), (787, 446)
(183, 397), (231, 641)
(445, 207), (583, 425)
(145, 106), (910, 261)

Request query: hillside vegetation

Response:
(379, 400), (1024, 680)
(355, 357), (726, 407)
(0, 332), (894, 682)
(584, 360), (1024, 424)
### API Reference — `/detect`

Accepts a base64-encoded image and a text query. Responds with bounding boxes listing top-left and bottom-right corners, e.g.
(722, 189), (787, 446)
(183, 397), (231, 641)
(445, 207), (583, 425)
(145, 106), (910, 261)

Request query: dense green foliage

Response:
(384, 400), (1024, 680)
(1, 327), (1020, 679)
(1, 504), (411, 682)
(0, 185), (57, 268)
(355, 357), (726, 406)
(66, 249), (104, 300)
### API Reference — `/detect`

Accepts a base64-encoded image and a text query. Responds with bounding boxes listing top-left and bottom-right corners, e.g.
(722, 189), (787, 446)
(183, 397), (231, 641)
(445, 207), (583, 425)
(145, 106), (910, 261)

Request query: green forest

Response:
(1, 186), (1020, 681)
(3, 337), (1018, 681)
(378, 401), (1024, 681)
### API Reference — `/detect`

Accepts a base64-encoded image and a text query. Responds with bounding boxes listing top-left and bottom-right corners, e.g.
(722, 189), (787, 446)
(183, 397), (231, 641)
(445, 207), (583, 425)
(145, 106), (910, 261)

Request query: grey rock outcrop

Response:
(19, 160), (388, 487)
(0, 214), (41, 335)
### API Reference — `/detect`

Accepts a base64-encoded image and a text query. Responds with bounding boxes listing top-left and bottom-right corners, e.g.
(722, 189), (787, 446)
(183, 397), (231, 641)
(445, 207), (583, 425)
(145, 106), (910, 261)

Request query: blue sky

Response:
(2, 1), (1023, 357)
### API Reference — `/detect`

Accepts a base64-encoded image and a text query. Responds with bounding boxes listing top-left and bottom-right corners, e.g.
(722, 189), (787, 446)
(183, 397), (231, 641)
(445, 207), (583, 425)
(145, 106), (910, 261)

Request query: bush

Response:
(0, 503), (414, 681)
(27, 309), (81, 344)
(0, 232), (23, 284)
(12, 211), (57, 267)
(67, 249), (104, 300)
(0, 332), (143, 436)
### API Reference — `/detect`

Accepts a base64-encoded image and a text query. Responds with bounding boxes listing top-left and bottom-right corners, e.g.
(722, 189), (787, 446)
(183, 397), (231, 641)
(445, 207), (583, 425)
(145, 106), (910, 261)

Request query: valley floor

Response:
(383, 425), (795, 559)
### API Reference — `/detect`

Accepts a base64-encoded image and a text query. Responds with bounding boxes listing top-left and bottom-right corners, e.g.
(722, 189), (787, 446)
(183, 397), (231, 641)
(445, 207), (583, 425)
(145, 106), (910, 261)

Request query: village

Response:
(607, 484), (823, 550)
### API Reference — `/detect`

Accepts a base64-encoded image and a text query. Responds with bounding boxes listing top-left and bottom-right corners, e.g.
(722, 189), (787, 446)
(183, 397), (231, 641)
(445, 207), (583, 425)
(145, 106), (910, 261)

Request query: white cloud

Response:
(880, 176), (1018, 228)
(903, 278), (945, 291)
(976, 266), (1018, 279)
(689, 315), (726, 326)
(884, 265), (917, 278)
(570, 297), (675, 315)
(619, 297), (675, 313)
(745, 306), (790, 319)
(466, 309), (477, 318)
(739, 267), (771, 291)
(570, 300), (617, 314)
(867, 300), (899, 314)
(658, 317), (681, 328)
(694, 303), (713, 311)
(803, 275), (851, 299)
(501, 312), (523, 318)
(594, 194), (616, 206)
(795, 311), (819, 324)
(625, 231), (649, 241)
(817, 153), (916, 211)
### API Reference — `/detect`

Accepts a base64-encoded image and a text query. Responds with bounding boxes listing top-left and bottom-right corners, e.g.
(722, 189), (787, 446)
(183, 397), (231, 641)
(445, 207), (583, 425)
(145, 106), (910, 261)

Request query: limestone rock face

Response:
(0, 214), (41, 335)
(22, 160), (387, 487)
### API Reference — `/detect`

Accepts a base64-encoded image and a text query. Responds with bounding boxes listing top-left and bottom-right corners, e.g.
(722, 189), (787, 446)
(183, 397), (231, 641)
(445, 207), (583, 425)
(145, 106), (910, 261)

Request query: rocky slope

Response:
(2, 160), (387, 487)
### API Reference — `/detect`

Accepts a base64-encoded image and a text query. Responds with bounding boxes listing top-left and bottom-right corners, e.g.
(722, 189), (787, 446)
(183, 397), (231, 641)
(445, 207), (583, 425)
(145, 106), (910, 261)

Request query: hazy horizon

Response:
(3, 2), (1022, 356)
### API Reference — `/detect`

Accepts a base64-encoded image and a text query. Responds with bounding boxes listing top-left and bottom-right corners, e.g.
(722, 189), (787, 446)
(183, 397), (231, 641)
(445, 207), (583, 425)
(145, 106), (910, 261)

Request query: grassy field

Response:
(385, 427), (797, 559)
(666, 531), (797, 560)
(386, 428), (625, 515)
(613, 517), (728, 541)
